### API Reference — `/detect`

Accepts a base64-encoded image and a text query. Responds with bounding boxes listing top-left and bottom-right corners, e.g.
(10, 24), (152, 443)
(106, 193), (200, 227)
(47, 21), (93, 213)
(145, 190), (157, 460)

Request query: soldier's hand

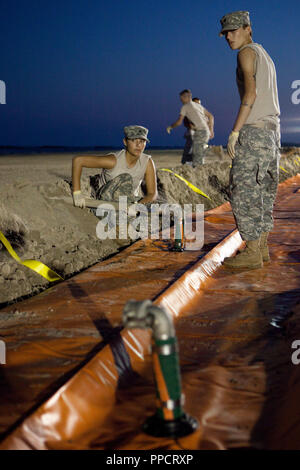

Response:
(209, 129), (215, 140)
(73, 190), (86, 208)
(166, 126), (172, 134)
(227, 131), (239, 159)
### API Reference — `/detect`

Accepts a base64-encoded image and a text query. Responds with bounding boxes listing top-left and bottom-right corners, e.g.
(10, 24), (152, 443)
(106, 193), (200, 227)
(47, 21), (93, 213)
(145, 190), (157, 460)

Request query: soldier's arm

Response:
(204, 108), (215, 139)
(232, 47), (257, 132)
(72, 154), (116, 192)
(170, 114), (184, 129)
(139, 158), (158, 204)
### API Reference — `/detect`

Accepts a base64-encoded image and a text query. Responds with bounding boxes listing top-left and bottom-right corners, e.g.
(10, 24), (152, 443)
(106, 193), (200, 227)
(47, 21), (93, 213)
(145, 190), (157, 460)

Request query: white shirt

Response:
(98, 150), (151, 197)
(180, 101), (209, 132)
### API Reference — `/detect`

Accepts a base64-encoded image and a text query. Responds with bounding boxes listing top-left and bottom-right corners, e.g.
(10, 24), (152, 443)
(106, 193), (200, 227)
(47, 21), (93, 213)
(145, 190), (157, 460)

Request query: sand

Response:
(0, 146), (299, 306)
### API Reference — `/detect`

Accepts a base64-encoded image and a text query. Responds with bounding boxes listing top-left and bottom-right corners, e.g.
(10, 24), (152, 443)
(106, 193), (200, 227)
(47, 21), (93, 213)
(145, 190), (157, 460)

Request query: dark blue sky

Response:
(1, 0), (300, 147)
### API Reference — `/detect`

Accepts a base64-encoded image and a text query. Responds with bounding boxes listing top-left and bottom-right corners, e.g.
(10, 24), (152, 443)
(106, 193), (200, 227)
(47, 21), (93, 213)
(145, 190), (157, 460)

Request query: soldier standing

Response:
(219, 11), (281, 270)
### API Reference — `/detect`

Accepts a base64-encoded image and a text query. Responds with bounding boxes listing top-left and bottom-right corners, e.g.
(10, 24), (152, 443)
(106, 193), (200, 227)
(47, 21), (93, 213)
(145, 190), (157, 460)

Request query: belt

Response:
(245, 121), (278, 131)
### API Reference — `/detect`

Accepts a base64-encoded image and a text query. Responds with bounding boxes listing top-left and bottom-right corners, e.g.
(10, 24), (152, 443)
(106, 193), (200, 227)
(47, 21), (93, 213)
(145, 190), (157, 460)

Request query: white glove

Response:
(227, 131), (239, 159)
(73, 190), (86, 208)
(128, 203), (137, 218)
(166, 126), (172, 134)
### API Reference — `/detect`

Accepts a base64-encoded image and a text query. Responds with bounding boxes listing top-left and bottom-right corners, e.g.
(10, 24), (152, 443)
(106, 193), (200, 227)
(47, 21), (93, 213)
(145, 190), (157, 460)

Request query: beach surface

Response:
(0, 146), (299, 306)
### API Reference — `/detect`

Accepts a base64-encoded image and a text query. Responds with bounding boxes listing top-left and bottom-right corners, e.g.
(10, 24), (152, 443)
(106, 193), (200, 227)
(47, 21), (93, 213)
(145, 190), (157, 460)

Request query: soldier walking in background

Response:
(167, 89), (214, 166)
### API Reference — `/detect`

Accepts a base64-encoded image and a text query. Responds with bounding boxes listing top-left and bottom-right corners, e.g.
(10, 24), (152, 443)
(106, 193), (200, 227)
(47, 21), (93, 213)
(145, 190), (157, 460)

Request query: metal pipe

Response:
(123, 300), (198, 438)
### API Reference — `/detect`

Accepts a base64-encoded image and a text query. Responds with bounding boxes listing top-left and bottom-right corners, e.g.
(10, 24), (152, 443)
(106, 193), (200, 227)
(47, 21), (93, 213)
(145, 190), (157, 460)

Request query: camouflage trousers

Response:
(94, 173), (136, 203)
(192, 129), (210, 165)
(181, 134), (193, 164)
(91, 173), (159, 237)
(90, 173), (137, 216)
(229, 125), (281, 241)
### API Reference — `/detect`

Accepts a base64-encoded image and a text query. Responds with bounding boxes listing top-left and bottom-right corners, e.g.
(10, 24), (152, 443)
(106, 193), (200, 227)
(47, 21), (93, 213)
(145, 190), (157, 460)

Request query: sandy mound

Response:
(0, 202), (29, 248)
(0, 176), (131, 305)
(157, 160), (230, 211)
(157, 150), (300, 211)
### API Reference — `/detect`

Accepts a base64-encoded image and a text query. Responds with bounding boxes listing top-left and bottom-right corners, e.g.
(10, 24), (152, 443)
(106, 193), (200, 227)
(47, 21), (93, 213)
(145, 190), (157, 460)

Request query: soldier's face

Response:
(224, 26), (251, 50)
(180, 93), (192, 104)
(124, 138), (146, 157)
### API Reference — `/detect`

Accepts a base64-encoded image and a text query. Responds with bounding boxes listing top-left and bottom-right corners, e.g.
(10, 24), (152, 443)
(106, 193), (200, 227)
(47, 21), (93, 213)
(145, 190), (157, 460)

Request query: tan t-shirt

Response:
(97, 149), (151, 197)
(180, 101), (209, 132)
(237, 43), (280, 126)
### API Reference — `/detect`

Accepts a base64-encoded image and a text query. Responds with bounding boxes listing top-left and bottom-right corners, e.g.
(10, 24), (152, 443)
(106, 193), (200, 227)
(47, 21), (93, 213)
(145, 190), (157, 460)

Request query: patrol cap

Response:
(124, 125), (150, 143)
(219, 11), (251, 36)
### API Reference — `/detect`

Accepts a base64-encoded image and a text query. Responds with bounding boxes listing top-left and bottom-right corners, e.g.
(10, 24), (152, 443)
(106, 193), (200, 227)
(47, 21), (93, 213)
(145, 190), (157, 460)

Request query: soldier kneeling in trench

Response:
(71, 125), (158, 213)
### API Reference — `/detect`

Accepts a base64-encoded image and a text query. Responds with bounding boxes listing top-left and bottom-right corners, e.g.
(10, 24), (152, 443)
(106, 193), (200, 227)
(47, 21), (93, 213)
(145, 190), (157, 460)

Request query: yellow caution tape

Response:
(0, 231), (63, 282)
(161, 169), (211, 200)
(280, 166), (288, 174)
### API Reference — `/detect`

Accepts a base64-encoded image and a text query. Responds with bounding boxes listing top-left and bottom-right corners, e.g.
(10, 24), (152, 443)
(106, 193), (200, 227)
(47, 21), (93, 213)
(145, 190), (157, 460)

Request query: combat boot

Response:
(259, 231), (270, 262)
(223, 239), (263, 270)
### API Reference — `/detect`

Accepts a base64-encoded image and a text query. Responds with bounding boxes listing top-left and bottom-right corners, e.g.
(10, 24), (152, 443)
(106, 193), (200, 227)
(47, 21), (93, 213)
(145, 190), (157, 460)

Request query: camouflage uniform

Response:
(91, 125), (151, 205)
(92, 173), (156, 238)
(220, 12), (281, 242)
(192, 129), (210, 165)
(90, 173), (137, 218)
(219, 11), (281, 269)
(93, 173), (136, 203)
(182, 132), (193, 164)
(229, 124), (281, 240)
(182, 117), (193, 164)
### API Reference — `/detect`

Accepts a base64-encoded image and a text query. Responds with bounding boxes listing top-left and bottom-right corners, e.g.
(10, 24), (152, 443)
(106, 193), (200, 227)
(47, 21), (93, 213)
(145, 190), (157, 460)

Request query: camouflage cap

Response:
(219, 11), (251, 36)
(124, 125), (150, 143)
